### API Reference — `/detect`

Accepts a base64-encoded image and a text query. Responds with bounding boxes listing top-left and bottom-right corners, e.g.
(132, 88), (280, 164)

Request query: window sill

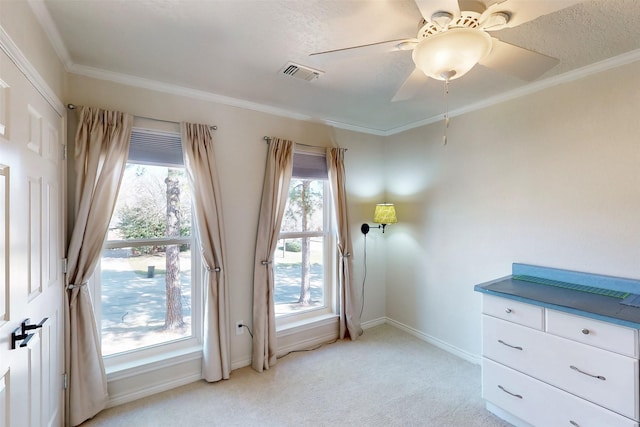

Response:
(276, 313), (339, 336)
(105, 345), (202, 381)
(275, 314), (339, 357)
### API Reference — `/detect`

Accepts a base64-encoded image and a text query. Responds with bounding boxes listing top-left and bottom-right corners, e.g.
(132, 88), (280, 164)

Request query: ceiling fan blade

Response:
(485, 0), (585, 29)
(479, 38), (559, 81)
(310, 39), (414, 58)
(414, 0), (460, 21)
(392, 68), (430, 102)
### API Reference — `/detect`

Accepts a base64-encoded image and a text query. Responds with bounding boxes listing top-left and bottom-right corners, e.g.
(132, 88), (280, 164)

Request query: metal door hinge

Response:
(62, 144), (67, 160)
(61, 258), (67, 274)
(63, 373), (68, 390)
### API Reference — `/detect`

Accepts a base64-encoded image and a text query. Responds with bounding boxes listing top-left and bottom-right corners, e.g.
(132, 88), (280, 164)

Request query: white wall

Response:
(0, 0), (65, 98)
(65, 73), (388, 367)
(384, 60), (640, 361)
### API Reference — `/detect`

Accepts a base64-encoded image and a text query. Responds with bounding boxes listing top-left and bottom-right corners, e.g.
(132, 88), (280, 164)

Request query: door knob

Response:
(10, 318), (48, 350)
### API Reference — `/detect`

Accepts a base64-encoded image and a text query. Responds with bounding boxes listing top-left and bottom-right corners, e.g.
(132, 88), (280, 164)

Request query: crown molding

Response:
(386, 48), (640, 136)
(70, 63), (317, 122)
(0, 24), (65, 116)
(317, 118), (389, 136)
(70, 63), (392, 136)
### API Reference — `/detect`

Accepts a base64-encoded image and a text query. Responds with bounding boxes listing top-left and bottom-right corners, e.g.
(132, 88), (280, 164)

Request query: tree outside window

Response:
(100, 163), (193, 356)
(274, 175), (329, 317)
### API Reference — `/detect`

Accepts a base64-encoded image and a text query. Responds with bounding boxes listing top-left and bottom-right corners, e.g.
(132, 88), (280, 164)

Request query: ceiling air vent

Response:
(279, 62), (323, 82)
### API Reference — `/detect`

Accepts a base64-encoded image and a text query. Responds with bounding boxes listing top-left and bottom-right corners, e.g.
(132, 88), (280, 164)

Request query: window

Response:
(274, 150), (333, 321)
(94, 128), (201, 362)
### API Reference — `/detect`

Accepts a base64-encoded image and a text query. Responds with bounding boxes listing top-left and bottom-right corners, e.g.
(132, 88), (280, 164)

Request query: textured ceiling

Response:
(34, 0), (640, 134)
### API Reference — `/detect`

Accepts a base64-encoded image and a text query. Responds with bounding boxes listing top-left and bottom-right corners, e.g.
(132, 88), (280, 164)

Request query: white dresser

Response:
(481, 293), (640, 427)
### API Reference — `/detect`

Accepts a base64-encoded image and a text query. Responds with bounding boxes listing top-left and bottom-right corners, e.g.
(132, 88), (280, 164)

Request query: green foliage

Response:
(113, 165), (192, 255)
(285, 240), (302, 252)
(118, 206), (166, 240)
(283, 179), (323, 232)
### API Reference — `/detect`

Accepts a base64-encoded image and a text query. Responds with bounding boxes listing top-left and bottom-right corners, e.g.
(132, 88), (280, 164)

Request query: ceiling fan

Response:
(310, 0), (585, 102)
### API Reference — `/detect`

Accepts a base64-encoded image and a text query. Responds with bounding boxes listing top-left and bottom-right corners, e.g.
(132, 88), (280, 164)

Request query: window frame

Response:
(274, 150), (336, 328)
(90, 127), (203, 371)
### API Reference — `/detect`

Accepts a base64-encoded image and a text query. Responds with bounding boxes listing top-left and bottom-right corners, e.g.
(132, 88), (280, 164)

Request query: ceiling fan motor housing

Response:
(418, 9), (482, 39)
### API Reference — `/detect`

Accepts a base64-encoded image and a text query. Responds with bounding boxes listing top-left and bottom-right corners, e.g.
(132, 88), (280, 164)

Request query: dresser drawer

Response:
(482, 294), (544, 330)
(483, 358), (639, 427)
(541, 331), (639, 420)
(483, 315), (639, 420)
(546, 309), (638, 357)
(482, 315), (543, 374)
(482, 358), (543, 426)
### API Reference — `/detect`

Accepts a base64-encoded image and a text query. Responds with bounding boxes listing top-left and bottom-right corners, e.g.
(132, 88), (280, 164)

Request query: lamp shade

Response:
(412, 27), (492, 81)
(373, 203), (397, 225)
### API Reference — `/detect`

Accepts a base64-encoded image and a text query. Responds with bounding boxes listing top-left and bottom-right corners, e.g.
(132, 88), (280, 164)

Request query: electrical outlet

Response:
(236, 321), (244, 335)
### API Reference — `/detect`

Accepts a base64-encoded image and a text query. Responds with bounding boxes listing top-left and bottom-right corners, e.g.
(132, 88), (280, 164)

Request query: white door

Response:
(0, 48), (65, 427)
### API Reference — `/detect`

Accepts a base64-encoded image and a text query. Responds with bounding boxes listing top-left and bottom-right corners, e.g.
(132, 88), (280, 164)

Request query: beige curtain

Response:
(180, 122), (230, 381)
(64, 107), (133, 426)
(327, 147), (362, 339)
(252, 138), (294, 371)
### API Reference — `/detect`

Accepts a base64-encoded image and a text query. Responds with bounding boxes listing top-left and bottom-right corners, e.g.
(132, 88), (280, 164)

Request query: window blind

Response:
(128, 127), (183, 167)
(292, 151), (327, 179)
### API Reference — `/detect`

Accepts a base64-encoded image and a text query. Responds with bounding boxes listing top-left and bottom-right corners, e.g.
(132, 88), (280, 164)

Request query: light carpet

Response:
(80, 324), (511, 426)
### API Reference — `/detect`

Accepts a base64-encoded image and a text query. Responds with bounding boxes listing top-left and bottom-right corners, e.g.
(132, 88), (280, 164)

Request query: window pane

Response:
(280, 179), (324, 233)
(100, 245), (192, 356)
(274, 237), (324, 316)
(109, 164), (192, 241)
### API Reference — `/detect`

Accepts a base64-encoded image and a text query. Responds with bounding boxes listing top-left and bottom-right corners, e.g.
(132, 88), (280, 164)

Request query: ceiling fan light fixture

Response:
(412, 28), (492, 81)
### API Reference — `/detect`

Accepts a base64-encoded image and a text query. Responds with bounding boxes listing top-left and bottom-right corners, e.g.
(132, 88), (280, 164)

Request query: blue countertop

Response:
(474, 264), (640, 329)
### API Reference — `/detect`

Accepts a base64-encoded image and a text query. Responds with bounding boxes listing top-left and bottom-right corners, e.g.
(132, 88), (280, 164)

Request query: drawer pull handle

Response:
(569, 421), (580, 427)
(581, 328), (590, 335)
(498, 339), (523, 351)
(504, 308), (512, 314)
(569, 365), (606, 381)
(497, 385), (522, 399)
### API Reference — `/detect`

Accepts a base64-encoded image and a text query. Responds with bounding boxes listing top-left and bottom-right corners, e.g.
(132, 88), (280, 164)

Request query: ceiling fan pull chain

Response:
(443, 78), (450, 145)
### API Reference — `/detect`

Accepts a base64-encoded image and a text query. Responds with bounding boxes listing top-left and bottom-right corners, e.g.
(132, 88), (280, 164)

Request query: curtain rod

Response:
(67, 103), (217, 130)
(263, 136), (347, 151)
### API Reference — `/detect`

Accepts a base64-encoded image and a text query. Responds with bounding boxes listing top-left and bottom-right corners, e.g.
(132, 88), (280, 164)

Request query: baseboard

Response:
(361, 317), (386, 329)
(383, 317), (481, 365)
(106, 353), (202, 408)
(107, 373), (202, 408)
(231, 357), (251, 371)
